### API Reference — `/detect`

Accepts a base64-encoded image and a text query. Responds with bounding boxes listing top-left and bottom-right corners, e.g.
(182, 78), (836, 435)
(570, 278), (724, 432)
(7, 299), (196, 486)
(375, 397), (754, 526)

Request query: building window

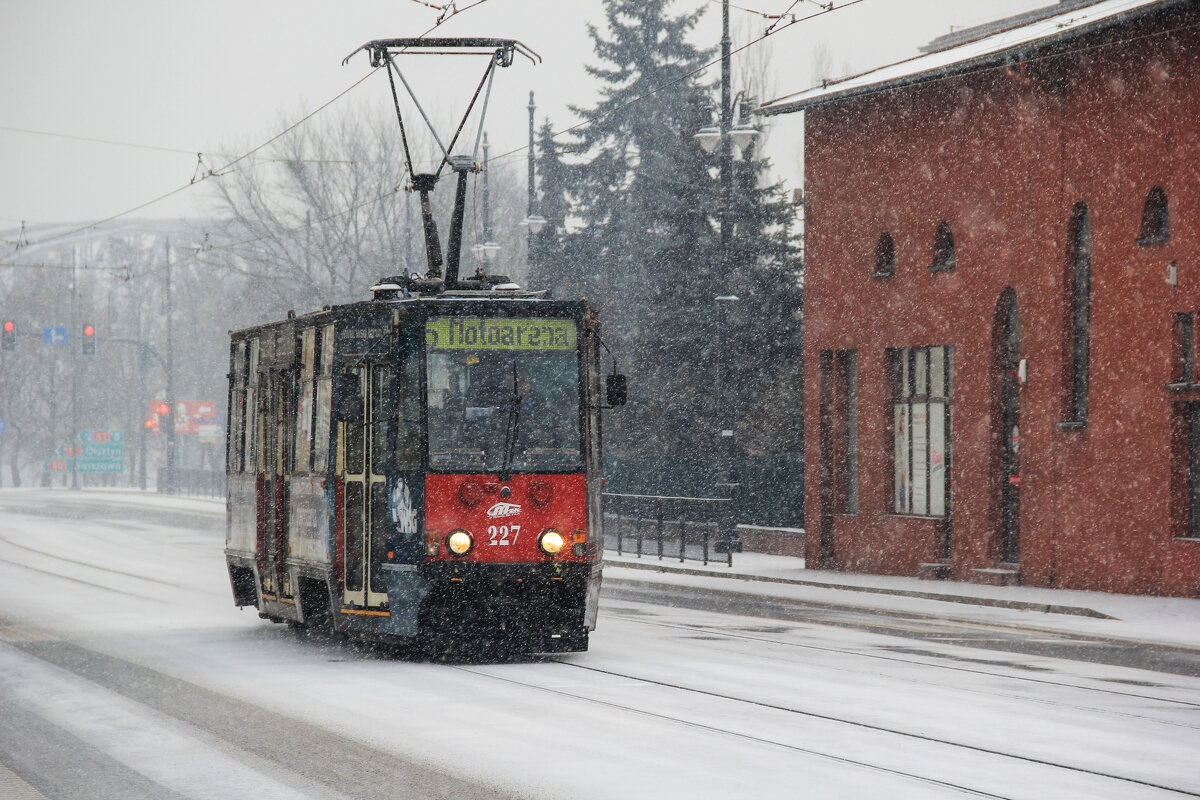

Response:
(930, 222), (955, 272)
(889, 346), (952, 517)
(1171, 403), (1200, 539)
(1137, 186), (1170, 246)
(1170, 313), (1198, 389)
(1061, 203), (1091, 428)
(873, 231), (895, 278)
(835, 350), (859, 514)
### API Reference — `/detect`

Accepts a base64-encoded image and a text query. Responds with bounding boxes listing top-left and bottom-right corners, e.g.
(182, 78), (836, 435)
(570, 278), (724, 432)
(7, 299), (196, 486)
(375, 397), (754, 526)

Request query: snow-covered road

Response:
(1, 489), (1198, 799)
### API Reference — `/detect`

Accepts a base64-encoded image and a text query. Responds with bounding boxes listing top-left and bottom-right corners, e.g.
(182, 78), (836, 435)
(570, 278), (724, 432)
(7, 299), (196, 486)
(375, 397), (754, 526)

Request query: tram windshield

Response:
(425, 316), (583, 473)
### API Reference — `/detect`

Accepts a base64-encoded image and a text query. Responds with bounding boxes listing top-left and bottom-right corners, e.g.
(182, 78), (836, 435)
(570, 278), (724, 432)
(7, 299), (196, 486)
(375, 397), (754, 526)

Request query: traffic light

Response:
(81, 323), (96, 355)
(2, 320), (14, 351)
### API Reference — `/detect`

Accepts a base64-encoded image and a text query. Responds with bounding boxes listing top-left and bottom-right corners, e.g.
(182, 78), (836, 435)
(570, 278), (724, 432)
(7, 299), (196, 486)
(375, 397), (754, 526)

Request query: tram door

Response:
(340, 363), (394, 609)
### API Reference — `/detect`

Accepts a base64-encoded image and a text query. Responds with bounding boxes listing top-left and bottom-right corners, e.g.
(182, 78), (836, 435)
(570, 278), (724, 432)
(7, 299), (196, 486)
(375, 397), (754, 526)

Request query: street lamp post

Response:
(520, 91), (547, 274)
(473, 133), (501, 268)
(694, 0), (758, 554)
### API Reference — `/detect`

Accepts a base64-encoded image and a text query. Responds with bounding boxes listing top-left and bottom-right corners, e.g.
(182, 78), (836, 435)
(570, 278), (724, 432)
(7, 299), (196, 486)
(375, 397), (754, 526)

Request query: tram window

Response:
(228, 341), (247, 473)
(394, 334), (422, 472)
(295, 328), (316, 472)
(371, 367), (395, 476)
(425, 316), (584, 473)
(312, 325), (334, 471)
(244, 339), (260, 473)
(343, 369), (366, 475)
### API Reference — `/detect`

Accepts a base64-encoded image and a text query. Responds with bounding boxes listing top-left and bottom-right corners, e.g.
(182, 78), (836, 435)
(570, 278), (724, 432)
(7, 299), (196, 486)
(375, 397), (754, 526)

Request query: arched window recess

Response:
(873, 231), (895, 278)
(930, 221), (956, 272)
(1137, 186), (1170, 246)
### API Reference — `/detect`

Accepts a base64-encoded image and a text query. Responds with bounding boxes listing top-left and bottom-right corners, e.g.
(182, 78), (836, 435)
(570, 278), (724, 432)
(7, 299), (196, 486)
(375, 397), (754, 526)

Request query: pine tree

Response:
(527, 120), (571, 291)
(549, 0), (717, 486)
(544, 0), (803, 511)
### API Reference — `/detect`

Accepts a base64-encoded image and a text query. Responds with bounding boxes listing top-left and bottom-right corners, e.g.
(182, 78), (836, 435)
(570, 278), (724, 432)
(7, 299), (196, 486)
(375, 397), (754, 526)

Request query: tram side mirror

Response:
(605, 373), (628, 408)
(332, 374), (364, 423)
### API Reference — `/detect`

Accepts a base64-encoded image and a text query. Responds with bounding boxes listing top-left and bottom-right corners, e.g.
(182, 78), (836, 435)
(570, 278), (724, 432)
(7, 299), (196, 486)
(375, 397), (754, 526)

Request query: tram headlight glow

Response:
(447, 529), (474, 557)
(538, 529), (565, 556)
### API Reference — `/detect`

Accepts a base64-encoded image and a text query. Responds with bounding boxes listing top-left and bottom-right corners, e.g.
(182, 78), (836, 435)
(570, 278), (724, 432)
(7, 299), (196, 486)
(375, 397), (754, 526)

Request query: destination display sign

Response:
(335, 316), (392, 356)
(426, 317), (576, 351)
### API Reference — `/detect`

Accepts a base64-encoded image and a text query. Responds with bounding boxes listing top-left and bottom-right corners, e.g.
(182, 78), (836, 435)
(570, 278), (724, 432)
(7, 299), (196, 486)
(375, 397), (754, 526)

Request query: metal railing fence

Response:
(157, 468), (226, 498)
(602, 492), (736, 566)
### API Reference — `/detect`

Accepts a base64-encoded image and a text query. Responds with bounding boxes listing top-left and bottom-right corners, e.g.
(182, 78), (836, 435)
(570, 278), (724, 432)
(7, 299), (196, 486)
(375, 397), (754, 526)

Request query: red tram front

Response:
(224, 286), (621, 653)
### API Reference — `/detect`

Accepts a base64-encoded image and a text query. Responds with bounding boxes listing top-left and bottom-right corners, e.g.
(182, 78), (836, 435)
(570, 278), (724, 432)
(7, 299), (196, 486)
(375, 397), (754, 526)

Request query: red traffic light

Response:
(83, 324), (95, 337)
(2, 321), (13, 333)
(156, 403), (170, 416)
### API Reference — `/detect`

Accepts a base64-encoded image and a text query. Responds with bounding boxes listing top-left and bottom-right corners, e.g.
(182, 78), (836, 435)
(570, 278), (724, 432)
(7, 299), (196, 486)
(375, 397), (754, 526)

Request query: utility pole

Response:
(715, 0), (741, 553)
(164, 238), (176, 494)
(70, 248), (79, 490)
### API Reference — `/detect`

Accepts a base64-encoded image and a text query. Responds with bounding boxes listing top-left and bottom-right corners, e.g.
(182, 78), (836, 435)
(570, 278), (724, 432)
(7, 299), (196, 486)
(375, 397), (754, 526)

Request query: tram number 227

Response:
(488, 525), (521, 546)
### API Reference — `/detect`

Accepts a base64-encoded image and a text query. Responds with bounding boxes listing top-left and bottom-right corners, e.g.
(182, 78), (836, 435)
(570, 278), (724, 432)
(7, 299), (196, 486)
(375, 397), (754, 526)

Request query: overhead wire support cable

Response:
(24, 67), (381, 250)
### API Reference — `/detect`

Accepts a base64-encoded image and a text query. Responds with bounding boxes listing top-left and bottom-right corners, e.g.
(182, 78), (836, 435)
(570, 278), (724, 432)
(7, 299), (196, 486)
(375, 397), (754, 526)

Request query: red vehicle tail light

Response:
(528, 480), (553, 506)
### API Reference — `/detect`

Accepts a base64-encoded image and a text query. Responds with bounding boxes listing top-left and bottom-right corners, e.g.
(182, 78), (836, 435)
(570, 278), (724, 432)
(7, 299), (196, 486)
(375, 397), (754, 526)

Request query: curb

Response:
(602, 558), (1115, 620)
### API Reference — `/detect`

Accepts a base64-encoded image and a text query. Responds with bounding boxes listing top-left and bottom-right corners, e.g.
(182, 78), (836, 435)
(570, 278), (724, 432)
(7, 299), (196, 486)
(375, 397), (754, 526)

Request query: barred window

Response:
(890, 346), (952, 517)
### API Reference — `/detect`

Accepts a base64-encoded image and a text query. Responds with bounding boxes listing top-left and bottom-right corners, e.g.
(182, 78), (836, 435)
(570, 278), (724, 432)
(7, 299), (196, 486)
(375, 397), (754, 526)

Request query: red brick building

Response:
(761, 0), (1200, 595)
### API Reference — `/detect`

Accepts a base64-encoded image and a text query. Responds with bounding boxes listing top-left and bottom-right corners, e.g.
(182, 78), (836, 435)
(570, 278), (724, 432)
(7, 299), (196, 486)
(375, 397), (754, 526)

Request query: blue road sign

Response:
(0, 419), (6, 433)
(43, 326), (69, 346)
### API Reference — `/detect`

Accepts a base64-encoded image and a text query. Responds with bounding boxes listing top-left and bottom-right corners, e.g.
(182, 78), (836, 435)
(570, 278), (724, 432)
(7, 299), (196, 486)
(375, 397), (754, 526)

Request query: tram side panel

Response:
(225, 335), (261, 608)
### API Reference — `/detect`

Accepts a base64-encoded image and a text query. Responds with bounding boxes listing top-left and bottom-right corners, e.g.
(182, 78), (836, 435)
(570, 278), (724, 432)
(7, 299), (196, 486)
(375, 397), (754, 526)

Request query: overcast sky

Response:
(0, 0), (1047, 230)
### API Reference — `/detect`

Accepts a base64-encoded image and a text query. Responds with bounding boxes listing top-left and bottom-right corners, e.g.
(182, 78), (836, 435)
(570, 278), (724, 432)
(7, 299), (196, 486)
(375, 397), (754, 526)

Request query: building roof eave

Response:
(759, 0), (1185, 117)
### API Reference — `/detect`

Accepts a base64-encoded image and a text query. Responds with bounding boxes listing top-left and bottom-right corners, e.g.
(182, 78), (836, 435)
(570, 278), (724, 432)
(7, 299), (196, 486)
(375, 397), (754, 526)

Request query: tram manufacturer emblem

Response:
(486, 502), (522, 519)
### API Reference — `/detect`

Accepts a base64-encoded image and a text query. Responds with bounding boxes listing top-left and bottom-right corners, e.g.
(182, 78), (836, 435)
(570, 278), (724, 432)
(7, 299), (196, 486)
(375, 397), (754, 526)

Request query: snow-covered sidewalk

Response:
(603, 550), (1200, 651)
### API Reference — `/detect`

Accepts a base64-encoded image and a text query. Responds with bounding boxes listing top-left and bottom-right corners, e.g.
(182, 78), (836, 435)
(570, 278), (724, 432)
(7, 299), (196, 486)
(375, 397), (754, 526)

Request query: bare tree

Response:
(206, 105), (533, 315)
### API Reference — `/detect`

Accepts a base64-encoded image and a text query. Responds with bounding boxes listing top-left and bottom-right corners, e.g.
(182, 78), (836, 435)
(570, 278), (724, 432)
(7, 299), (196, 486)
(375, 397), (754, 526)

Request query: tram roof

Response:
(229, 291), (591, 338)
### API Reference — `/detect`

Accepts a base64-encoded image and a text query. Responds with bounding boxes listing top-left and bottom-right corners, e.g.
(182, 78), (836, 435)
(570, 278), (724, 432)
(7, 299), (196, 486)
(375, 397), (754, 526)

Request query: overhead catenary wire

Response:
(4, 0), (489, 255)
(483, 0), (867, 172)
(4, 0), (846, 266)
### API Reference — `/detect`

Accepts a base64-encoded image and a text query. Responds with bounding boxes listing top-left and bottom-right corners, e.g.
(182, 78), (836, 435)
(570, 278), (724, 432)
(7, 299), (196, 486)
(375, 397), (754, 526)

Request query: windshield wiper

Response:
(499, 363), (522, 481)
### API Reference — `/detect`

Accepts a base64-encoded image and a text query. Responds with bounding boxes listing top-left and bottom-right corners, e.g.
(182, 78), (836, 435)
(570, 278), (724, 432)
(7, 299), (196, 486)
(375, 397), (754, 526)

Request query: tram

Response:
(224, 36), (625, 653)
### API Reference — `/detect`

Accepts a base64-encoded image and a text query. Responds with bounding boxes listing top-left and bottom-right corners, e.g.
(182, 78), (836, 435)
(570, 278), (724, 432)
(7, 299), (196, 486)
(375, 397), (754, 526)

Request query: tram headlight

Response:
(447, 529), (474, 557)
(538, 529), (565, 556)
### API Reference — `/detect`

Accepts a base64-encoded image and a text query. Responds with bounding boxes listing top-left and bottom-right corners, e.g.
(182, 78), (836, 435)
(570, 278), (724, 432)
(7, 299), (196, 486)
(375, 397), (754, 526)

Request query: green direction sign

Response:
(45, 430), (125, 473)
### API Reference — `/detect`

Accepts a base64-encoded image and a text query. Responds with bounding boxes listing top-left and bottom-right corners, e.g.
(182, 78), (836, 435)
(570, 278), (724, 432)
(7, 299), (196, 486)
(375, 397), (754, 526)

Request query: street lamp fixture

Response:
(729, 102), (759, 158)
(473, 241), (502, 258)
(520, 213), (547, 235)
(695, 94), (759, 159)
(693, 124), (721, 153)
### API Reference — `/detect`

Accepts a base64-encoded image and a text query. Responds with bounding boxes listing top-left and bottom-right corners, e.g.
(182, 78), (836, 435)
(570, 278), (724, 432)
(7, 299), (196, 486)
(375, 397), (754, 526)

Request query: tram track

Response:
(0, 535), (178, 589)
(606, 610), (1200, 728)
(604, 578), (1200, 677)
(454, 656), (1200, 799)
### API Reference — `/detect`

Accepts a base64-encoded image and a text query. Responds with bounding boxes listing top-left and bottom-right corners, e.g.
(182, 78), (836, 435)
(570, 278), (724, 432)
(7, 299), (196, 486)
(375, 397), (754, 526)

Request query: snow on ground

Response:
(1, 488), (1199, 799)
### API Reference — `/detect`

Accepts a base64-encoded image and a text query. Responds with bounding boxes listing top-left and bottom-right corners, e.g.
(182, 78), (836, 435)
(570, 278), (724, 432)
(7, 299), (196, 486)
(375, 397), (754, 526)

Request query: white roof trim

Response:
(760, 0), (1181, 116)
